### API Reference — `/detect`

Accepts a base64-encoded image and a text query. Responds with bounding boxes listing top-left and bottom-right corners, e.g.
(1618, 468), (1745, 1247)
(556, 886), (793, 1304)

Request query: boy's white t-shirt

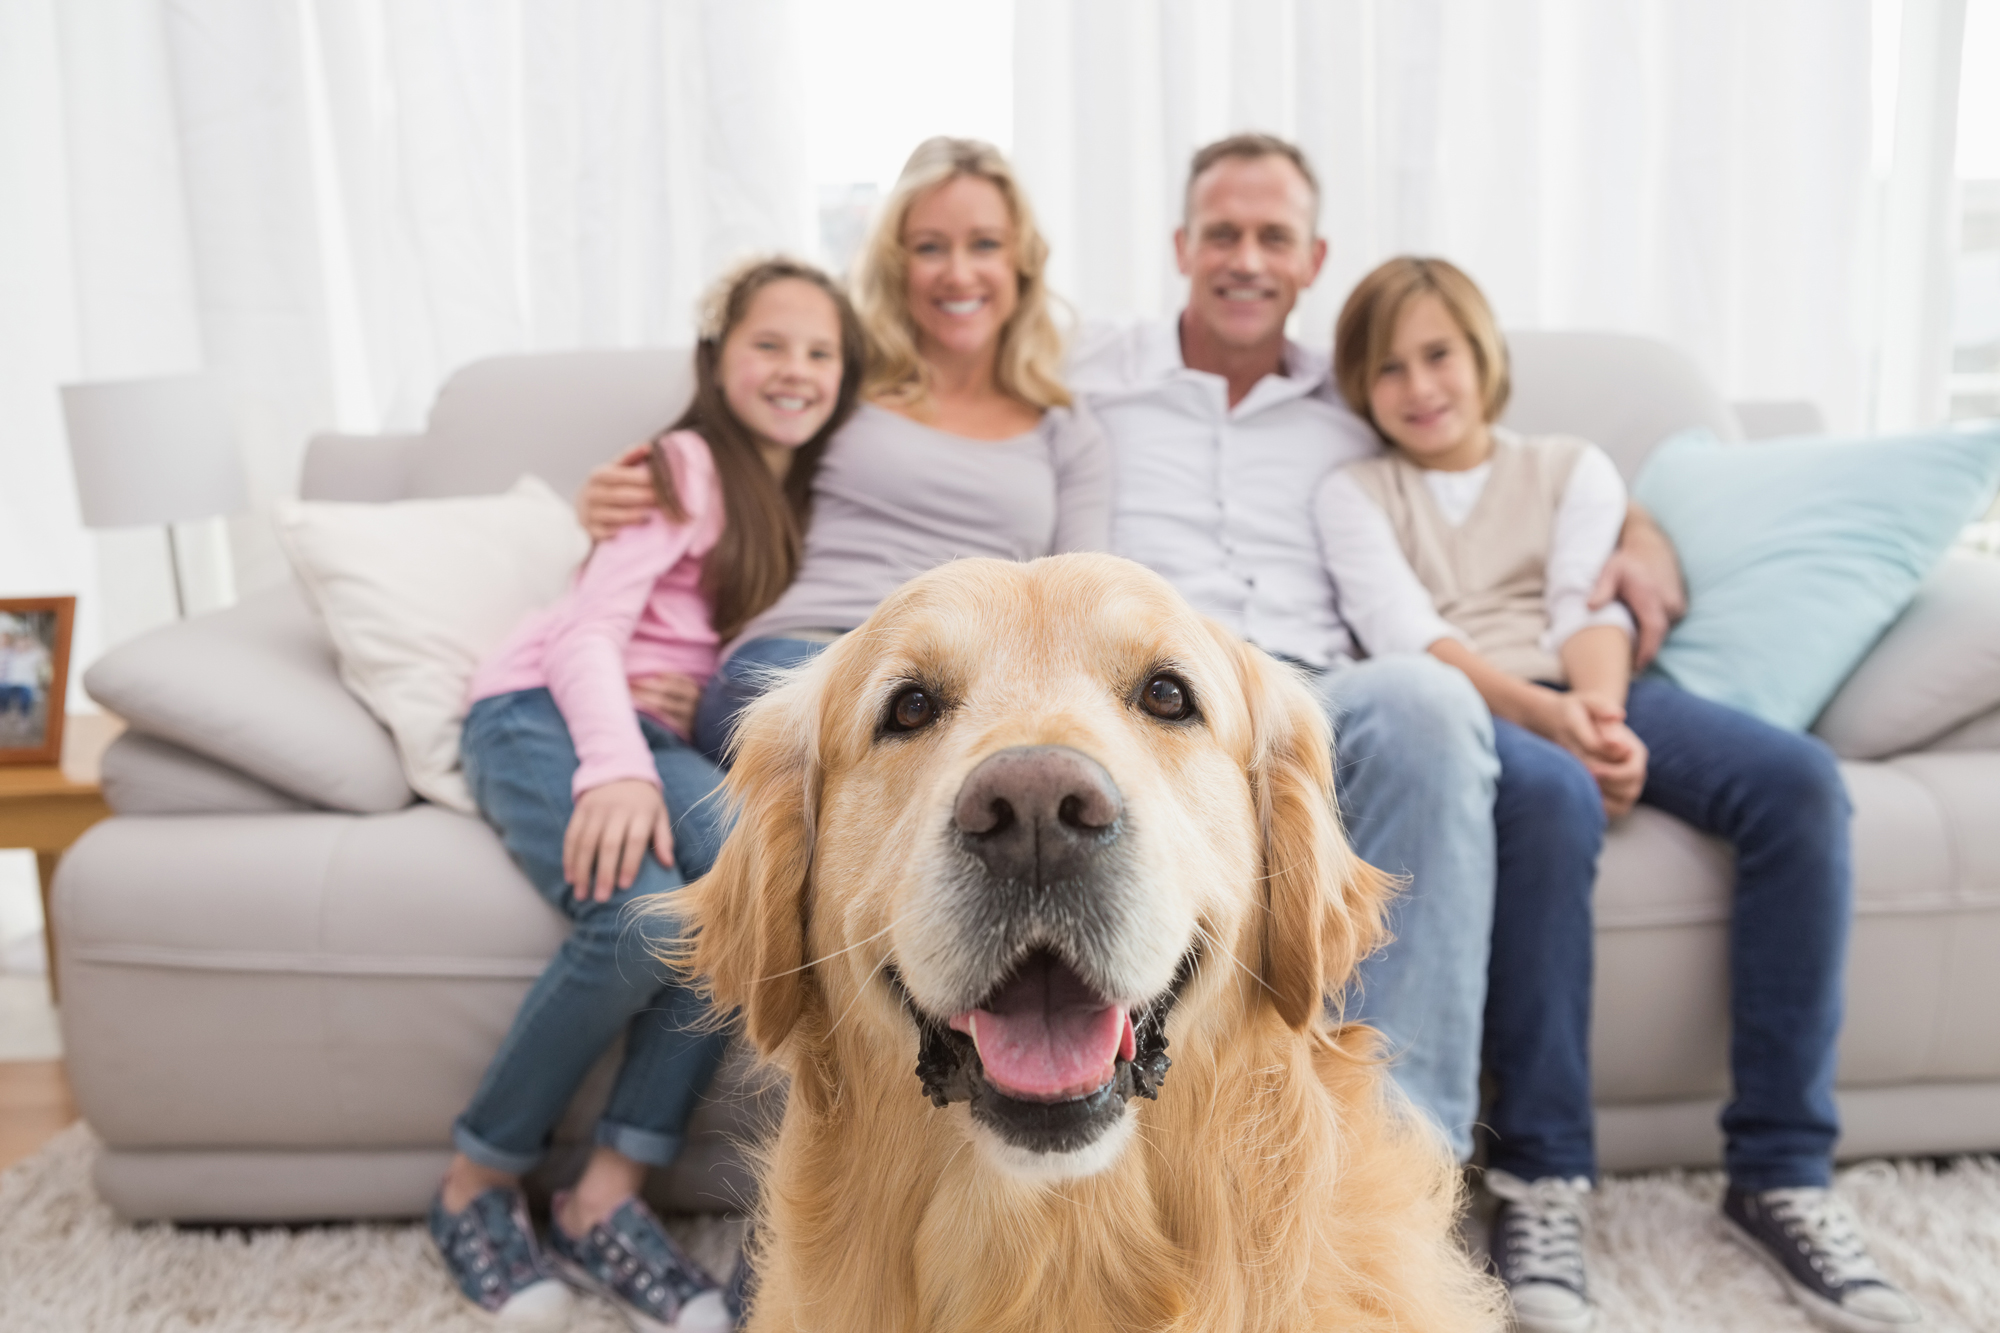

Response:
(1314, 429), (1635, 662)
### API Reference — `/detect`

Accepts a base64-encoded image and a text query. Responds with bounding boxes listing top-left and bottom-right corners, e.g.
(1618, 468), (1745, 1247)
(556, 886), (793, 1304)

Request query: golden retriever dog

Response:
(680, 553), (1500, 1332)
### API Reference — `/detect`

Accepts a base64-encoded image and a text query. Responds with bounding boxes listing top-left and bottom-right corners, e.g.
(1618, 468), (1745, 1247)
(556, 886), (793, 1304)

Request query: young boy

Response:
(1314, 256), (1922, 1333)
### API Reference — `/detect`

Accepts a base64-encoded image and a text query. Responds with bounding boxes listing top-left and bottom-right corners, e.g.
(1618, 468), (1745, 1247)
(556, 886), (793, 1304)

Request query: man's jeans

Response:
(454, 688), (732, 1174)
(1482, 677), (1852, 1190)
(1313, 655), (1499, 1161)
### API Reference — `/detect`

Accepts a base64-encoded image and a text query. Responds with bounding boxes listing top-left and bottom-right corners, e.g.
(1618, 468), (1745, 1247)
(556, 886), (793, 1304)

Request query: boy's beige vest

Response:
(1344, 431), (1590, 684)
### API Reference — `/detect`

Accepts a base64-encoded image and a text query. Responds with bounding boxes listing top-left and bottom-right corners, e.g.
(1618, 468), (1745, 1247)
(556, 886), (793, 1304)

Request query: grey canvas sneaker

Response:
(428, 1186), (574, 1330)
(548, 1193), (731, 1333)
(1487, 1170), (1597, 1333)
(1722, 1186), (1924, 1332)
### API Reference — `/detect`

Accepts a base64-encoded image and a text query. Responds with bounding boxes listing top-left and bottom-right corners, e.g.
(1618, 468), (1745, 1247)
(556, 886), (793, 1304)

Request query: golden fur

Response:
(678, 554), (1501, 1332)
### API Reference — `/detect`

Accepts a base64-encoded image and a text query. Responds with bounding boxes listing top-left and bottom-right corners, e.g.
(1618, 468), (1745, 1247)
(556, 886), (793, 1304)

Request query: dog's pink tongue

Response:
(949, 954), (1131, 1103)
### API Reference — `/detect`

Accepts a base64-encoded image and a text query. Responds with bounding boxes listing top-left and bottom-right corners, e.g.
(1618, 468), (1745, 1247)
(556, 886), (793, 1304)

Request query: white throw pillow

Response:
(273, 476), (589, 811)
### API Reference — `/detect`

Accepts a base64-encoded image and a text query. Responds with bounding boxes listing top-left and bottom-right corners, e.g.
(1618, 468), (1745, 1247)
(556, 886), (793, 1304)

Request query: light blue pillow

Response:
(1633, 423), (2000, 731)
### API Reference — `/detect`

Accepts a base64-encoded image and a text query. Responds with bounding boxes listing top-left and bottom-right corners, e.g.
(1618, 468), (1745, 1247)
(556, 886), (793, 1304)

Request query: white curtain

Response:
(0, 0), (809, 696)
(1014, 0), (1880, 434)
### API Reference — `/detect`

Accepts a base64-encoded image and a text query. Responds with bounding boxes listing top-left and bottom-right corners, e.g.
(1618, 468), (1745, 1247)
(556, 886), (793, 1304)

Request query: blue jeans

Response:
(454, 688), (732, 1174)
(694, 636), (838, 765)
(1314, 655), (1500, 1161)
(1482, 676), (1852, 1191)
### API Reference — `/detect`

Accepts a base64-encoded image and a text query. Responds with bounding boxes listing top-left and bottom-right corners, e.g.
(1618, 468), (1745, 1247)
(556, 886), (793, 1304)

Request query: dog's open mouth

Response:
(887, 948), (1194, 1155)
(948, 950), (1136, 1102)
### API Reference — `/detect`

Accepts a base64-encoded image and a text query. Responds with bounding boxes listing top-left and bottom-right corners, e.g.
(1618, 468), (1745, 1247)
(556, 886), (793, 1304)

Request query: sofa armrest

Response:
(1813, 552), (2000, 759)
(300, 432), (423, 502)
(83, 583), (414, 813)
(101, 731), (313, 816)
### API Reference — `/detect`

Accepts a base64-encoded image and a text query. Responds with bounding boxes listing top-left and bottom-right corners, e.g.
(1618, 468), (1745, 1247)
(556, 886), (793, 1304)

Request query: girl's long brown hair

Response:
(652, 258), (866, 642)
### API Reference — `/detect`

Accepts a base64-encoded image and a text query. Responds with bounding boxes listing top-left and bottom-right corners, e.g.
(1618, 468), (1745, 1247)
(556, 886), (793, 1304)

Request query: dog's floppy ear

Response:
(1235, 639), (1394, 1031)
(685, 670), (821, 1056)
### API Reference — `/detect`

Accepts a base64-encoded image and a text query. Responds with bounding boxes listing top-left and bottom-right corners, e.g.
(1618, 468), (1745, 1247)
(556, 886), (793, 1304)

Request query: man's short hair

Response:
(1182, 133), (1321, 232)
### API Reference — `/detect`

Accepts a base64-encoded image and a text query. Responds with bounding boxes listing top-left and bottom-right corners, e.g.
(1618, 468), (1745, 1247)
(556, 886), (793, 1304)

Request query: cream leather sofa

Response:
(57, 335), (2000, 1222)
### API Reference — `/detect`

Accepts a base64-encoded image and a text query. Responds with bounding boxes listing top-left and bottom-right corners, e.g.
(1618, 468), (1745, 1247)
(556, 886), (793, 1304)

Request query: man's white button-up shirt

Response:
(1069, 317), (1384, 668)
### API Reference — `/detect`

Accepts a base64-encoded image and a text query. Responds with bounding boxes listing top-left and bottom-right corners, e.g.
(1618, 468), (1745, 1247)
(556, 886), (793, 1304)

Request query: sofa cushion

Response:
(100, 731), (311, 816)
(273, 476), (589, 812)
(1813, 552), (2000, 759)
(82, 584), (413, 814)
(54, 807), (777, 1217)
(1634, 424), (2000, 730)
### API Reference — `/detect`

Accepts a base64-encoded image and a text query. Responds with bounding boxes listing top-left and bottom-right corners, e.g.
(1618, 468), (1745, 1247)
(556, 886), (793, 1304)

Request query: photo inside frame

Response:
(0, 610), (60, 753)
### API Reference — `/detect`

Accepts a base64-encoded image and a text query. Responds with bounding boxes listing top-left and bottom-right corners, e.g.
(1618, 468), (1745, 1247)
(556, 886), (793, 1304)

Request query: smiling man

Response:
(1069, 132), (1685, 1172)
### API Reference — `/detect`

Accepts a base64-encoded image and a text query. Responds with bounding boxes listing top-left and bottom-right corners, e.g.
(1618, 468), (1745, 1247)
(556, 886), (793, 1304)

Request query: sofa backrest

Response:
(1500, 330), (1742, 480)
(302, 331), (1741, 503)
(303, 349), (694, 503)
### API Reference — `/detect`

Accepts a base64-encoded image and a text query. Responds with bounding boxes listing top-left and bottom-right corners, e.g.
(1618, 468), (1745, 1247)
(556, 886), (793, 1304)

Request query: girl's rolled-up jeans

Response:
(453, 686), (730, 1174)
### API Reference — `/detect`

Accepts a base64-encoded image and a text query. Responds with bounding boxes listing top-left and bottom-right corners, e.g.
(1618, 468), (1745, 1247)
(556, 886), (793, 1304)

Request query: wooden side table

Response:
(0, 715), (121, 1001)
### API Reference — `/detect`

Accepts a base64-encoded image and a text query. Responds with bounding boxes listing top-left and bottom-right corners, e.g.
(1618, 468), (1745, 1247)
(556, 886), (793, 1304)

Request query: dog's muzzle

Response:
(887, 744), (1197, 1155)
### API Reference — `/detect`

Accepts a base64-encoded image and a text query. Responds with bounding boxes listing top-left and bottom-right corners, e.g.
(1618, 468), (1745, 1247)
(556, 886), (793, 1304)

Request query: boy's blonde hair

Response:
(1333, 256), (1510, 427)
(851, 136), (1071, 410)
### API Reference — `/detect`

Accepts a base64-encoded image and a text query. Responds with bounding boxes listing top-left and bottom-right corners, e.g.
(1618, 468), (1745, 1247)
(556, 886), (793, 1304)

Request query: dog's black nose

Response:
(953, 745), (1123, 884)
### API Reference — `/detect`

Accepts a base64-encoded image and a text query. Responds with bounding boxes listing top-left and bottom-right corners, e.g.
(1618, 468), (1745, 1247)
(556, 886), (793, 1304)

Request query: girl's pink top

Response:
(469, 431), (726, 797)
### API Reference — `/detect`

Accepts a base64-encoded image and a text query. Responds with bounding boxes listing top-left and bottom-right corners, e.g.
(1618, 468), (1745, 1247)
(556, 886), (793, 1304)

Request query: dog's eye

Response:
(1140, 673), (1194, 721)
(887, 685), (937, 733)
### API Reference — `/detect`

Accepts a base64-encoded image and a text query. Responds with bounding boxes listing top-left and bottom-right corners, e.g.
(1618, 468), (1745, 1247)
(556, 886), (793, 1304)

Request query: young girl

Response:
(1316, 258), (1920, 1333)
(432, 257), (865, 1332)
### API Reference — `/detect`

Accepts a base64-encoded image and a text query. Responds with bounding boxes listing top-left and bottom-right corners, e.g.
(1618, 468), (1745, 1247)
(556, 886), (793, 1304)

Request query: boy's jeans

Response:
(1482, 677), (1852, 1190)
(454, 687), (731, 1174)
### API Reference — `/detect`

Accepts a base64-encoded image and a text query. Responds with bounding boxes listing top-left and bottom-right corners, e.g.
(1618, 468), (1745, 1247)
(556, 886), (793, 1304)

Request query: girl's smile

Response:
(717, 277), (847, 464)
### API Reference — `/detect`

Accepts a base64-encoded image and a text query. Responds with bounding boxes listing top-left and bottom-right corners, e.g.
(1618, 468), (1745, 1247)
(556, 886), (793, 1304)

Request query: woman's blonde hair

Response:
(1333, 256), (1510, 427)
(851, 137), (1070, 410)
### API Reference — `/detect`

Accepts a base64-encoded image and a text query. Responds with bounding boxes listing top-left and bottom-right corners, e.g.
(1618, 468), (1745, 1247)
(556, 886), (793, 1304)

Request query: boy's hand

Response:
(1538, 691), (1626, 765)
(564, 778), (673, 902)
(577, 444), (658, 541)
(1584, 721), (1649, 819)
(631, 671), (701, 737)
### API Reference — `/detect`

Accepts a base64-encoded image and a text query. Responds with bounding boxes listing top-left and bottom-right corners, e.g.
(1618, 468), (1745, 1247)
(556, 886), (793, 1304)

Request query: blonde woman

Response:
(582, 137), (1109, 761)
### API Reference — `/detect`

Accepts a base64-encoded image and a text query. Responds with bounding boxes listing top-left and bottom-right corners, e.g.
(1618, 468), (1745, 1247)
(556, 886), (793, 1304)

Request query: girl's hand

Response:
(630, 671), (701, 737)
(564, 779), (673, 902)
(1584, 721), (1649, 819)
(576, 445), (658, 542)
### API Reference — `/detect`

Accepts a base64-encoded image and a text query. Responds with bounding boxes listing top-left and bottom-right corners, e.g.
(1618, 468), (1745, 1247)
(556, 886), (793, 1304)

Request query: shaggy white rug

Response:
(2, 1124), (1995, 1331)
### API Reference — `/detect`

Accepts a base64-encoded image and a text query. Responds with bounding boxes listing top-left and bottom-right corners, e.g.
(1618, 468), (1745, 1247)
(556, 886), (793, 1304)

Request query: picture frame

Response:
(0, 596), (75, 767)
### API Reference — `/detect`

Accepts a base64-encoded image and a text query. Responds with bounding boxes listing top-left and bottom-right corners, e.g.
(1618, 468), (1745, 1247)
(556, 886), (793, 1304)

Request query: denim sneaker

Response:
(547, 1193), (731, 1333)
(1486, 1170), (1597, 1333)
(1722, 1186), (1924, 1332)
(428, 1186), (574, 1330)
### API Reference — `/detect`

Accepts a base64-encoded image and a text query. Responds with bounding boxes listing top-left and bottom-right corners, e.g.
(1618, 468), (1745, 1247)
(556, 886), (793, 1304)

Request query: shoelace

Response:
(1491, 1175), (1590, 1290)
(1760, 1189), (1889, 1289)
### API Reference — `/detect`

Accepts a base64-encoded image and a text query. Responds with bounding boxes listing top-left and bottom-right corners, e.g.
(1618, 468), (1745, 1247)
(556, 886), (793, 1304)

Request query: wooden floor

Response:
(0, 1060), (78, 1172)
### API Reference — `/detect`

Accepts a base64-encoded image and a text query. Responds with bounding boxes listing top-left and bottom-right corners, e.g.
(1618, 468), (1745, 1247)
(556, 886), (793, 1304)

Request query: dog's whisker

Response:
(1192, 919), (1275, 1001)
(751, 909), (914, 984)
(825, 948), (897, 1040)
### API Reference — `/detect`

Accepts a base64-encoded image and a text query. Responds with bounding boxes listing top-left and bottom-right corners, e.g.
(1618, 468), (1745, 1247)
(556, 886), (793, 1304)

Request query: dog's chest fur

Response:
(741, 1012), (1487, 1333)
